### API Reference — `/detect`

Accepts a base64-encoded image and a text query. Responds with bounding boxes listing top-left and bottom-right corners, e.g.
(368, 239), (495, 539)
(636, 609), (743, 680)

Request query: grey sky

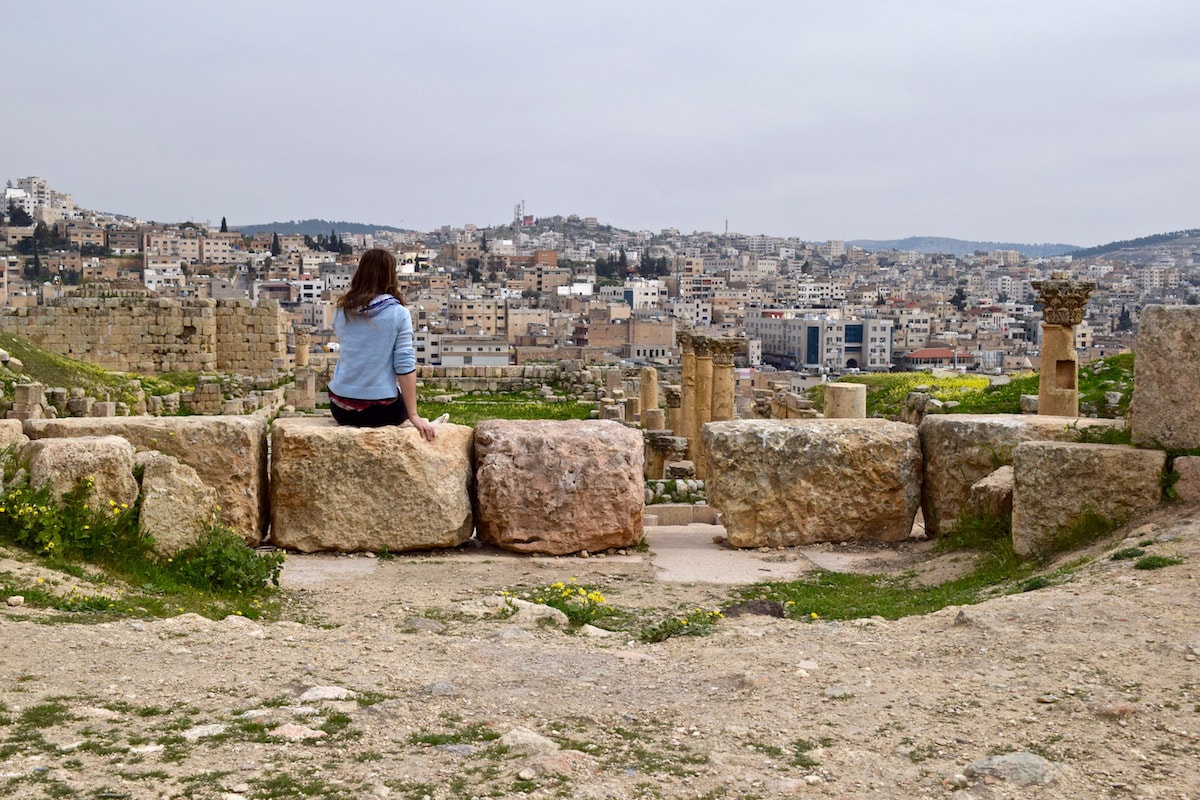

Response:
(4, 1), (1198, 246)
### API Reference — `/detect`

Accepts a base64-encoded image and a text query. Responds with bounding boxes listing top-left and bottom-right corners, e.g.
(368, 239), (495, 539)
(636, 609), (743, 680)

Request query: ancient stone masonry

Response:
(671, 331), (742, 478)
(474, 420), (644, 555)
(1130, 305), (1200, 449)
(1031, 272), (1094, 418)
(0, 297), (285, 376)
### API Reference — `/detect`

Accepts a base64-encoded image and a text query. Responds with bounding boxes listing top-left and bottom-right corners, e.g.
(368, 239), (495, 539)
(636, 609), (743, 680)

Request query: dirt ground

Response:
(1, 504), (1198, 800)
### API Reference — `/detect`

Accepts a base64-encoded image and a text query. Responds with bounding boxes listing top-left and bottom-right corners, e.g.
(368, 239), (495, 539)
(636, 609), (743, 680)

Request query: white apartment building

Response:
(143, 266), (186, 292)
(744, 309), (892, 371)
(668, 298), (712, 328)
(599, 278), (666, 310)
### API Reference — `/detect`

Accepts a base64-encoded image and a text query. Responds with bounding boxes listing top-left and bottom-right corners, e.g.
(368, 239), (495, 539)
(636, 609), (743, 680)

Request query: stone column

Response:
(693, 336), (714, 479)
(677, 332), (697, 458)
(294, 325), (310, 368)
(639, 366), (659, 425)
(710, 338), (740, 422)
(663, 385), (682, 436)
(1032, 273), (1095, 418)
(824, 382), (867, 418)
(642, 408), (666, 431)
(645, 433), (691, 480)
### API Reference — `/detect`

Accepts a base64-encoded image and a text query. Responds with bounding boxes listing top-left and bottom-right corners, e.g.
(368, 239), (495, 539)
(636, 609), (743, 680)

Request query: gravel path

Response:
(1, 507), (1198, 799)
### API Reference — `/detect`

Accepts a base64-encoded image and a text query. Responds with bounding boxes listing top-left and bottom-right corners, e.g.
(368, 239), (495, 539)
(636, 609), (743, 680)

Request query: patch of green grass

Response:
(409, 720), (500, 747)
(250, 771), (358, 799)
(1045, 509), (1117, 559)
(811, 355), (1133, 419)
(737, 551), (1034, 621)
(1111, 547), (1146, 561)
(417, 391), (593, 427)
(1067, 423), (1132, 445)
(810, 373), (991, 418)
(319, 711), (354, 737)
(1020, 576), (1052, 592)
(638, 607), (724, 643)
(17, 700), (74, 728)
(937, 510), (1018, 569)
(790, 738), (821, 768)
(1134, 555), (1184, 570)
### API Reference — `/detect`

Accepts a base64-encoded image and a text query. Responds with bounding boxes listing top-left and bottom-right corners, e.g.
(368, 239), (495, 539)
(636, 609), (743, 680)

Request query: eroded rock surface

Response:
(134, 451), (217, 556)
(703, 419), (922, 548)
(1130, 305), (1200, 449)
(1011, 441), (1165, 556)
(23, 435), (138, 511)
(270, 418), (474, 553)
(24, 416), (268, 543)
(919, 414), (1121, 536)
(474, 420), (644, 555)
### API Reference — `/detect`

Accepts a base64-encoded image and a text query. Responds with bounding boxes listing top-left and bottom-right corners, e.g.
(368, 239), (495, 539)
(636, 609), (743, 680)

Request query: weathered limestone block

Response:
(474, 420), (644, 555)
(22, 435), (138, 512)
(1131, 305), (1200, 449)
(703, 419), (922, 548)
(1012, 442), (1165, 557)
(823, 382), (867, 419)
(0, 419), (28, 453)
(134, 451), (216, 556)
(919, 414), (1122, 537)
(968, 465), (1014, 521)
(270, 418), (474, 553)
(23, 416), (268, 544)
(1172, 456), (1200, 504)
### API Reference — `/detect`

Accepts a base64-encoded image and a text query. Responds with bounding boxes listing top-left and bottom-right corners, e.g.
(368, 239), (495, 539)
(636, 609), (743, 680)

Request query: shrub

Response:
(167, 524), (285, 593)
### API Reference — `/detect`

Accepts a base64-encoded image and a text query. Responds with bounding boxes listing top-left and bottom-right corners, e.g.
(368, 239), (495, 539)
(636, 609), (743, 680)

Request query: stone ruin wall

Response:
(0, 297), (285, 376)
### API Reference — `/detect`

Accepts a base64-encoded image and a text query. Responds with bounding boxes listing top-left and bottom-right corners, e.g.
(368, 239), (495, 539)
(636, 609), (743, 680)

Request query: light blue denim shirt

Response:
(327, 303), (417, 400)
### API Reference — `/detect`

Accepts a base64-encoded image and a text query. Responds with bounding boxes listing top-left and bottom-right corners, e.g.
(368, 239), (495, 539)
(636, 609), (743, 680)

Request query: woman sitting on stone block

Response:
(326, 249), (436, 440)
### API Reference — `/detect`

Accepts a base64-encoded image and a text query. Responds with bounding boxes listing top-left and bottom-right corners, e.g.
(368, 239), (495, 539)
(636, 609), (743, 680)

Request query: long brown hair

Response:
(336, 249), (404, 319)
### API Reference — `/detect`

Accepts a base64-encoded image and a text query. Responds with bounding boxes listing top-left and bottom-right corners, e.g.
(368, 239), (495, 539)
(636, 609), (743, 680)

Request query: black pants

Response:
(330, 396), (410, 427)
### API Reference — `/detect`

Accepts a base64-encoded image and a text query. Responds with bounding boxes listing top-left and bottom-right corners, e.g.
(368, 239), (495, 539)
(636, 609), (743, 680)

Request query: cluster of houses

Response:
(5, 176), (1189, 377)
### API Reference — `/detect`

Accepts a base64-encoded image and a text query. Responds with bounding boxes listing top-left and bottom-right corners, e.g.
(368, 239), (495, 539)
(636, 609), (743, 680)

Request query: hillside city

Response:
(3, 175), (1197, 376)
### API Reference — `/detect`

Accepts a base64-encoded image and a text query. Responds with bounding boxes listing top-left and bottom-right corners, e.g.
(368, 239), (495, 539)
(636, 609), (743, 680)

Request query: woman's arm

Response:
(397, 370), (435, 441)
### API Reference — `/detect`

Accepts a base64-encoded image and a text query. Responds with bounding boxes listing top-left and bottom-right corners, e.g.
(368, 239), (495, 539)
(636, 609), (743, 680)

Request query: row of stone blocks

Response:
(6, 412), (1176, 560)
(702, 415), (1166, 557)
(8, 416), (645, 557)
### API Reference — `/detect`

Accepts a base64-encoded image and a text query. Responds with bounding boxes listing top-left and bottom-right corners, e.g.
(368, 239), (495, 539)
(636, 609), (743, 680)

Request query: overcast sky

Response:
(4, 1), (1197, 246)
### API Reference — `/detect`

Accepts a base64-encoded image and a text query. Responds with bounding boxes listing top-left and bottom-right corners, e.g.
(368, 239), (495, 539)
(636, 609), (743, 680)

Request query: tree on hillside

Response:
(1116, 305), (1133, 331)
(951, 286), (968, 311)
(7, 202), (33, 227)
(270, 232), (282, 257)
(220, 216), (228, 233)
(618, 249), (628, 274)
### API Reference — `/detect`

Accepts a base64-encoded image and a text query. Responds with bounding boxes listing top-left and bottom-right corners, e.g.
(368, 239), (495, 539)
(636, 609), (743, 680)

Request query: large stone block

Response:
(1012, 442), (1165, 557)
(22, 435), (138, 512)
(23, 416), (268, 544)
(134, 451), (217, 557)
(1131, 305), (1200, 449)
(703, 419), (922, 548)
(270, 418), (474, 553)
(918, 414), (1122, 537)
(474, 420), (644, 555)
(0, 419), (28, 453)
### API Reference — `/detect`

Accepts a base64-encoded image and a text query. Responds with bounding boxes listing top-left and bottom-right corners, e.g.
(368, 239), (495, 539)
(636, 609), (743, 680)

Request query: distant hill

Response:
(847, 236), (1078, 258)
(1068, 229), (1200, 259)
(232, 219), (412, 237)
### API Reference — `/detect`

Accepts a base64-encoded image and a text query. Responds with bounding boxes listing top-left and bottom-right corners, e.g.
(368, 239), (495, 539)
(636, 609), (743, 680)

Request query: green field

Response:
(810, 353), (1133, 419)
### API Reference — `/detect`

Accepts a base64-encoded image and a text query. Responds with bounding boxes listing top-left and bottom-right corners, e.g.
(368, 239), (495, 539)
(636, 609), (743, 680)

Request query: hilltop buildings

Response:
(2, 175), (1175, 377)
